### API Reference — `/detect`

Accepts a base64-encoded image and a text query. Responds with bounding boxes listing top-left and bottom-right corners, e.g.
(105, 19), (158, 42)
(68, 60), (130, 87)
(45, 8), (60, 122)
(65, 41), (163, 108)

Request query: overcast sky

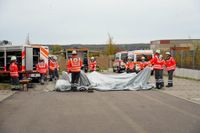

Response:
(0, 0), (200, 44)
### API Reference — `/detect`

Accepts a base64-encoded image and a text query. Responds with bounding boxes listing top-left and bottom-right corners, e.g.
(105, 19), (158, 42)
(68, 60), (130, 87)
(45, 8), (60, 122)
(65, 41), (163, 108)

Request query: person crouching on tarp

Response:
(67, 50), (83, 91)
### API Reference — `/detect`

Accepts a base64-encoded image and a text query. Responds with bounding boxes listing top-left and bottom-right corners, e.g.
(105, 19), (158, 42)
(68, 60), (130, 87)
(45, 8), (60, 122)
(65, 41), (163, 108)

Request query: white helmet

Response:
(11, 56), (17, 61)
(159, 55), (163, 58)
(128, 56), (132, 60)
(91, 57), (94, 60)
(141, 56), (145, 60)
(54, 56), (57, 60)
(155, 49), (161, 54)
(165, 52), (171, 55)
(72, 50), (77, 55)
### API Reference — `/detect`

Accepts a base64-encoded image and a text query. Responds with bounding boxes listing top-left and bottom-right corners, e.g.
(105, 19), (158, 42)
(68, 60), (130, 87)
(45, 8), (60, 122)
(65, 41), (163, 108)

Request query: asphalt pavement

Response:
(0, 89), (200, 133)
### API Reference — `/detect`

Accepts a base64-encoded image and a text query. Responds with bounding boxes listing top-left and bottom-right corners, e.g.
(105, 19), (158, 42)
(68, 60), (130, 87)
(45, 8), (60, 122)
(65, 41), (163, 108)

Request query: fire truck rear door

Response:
(25, 47), (33, 71)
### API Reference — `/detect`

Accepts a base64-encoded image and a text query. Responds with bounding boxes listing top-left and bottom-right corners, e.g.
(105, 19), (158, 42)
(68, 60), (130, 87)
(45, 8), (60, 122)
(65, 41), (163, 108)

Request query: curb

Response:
(0, 91), (16, 103)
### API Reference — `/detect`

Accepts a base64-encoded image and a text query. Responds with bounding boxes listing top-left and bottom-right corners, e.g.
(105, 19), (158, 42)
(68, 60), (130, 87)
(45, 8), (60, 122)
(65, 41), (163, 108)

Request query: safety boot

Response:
(161, 82), (164, 88)
(156, 83), (161, 89)
(166, 83), (173, 87)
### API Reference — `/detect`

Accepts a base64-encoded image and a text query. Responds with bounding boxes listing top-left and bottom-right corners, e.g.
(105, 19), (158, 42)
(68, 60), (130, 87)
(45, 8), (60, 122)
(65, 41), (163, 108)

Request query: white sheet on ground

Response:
(55, 67), (154, 91)
(87, 67), (153, 91)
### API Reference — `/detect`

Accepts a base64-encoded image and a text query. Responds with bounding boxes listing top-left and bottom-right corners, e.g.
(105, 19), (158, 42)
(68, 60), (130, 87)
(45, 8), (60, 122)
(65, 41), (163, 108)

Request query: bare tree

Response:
(105, 33), (118, 55)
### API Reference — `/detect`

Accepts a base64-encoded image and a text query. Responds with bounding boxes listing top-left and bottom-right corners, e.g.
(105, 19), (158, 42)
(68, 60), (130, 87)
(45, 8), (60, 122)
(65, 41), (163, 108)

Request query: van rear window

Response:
(136, 54), (152, 61)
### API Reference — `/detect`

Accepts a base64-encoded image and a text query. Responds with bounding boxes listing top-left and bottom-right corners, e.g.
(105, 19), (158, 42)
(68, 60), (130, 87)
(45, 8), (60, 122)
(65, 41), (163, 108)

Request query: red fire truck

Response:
(0, 44), (49, 81)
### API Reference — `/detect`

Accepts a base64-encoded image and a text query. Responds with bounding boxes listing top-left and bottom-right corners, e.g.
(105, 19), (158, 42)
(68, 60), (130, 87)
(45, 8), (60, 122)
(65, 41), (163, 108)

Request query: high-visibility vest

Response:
(49, 60), (59, 71)
(165, 57), (176, 71)
(151, 55), (165, 70)
(37, 62), (48, 74)
(139, 61), (149, 70)
(10, 62), (19, 77)
(68, 57), (82, 72)
(126, 61), (134, 70)
(89, 61), (97, 71)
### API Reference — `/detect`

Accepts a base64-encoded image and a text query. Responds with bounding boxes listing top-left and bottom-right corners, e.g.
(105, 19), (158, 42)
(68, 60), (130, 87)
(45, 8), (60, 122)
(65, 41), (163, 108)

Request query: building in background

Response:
(150, 39), (200, 52)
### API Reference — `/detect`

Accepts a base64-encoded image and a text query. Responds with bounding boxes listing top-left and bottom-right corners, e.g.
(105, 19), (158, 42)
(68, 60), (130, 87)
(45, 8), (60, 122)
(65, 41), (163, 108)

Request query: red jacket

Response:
(165, 57), (176, 71)
(139, 61), (149, 70)
(37, 62), (48, 74)
(126, 61), (134, 70)
(67, 56), (83, 73)
(49, 60), (59, 71)
(89, 61), (97, 71)
(10, 62), (19, 77)
(150, 55), (165, 70)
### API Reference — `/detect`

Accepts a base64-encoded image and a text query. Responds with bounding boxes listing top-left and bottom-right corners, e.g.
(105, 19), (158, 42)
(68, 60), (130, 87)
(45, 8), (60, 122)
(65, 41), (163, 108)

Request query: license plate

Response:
(30, 73), (40, 77)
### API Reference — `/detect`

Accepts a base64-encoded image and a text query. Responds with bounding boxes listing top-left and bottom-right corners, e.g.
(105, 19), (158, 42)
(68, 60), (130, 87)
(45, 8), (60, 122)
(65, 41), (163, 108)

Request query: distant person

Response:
(36, 58), (48, 84)
(9, 56), (20, 89)
(67, 50), (83, 91)
(89, 57), (97, 72)
(49, 56), (59, 81)
(165, 52), (176, 87)
(126, 56), (134, 73)
(83, 56), (89, 73)
(139, 56), (149, 70)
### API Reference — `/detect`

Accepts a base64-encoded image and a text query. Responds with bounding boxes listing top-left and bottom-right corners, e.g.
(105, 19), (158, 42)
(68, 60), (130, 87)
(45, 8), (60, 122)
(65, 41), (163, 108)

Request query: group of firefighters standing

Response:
(151, 50), (176, 89)
(9, 49), (175, 90)
(125, 49), (176, 89)
(9, 50), (97, 89)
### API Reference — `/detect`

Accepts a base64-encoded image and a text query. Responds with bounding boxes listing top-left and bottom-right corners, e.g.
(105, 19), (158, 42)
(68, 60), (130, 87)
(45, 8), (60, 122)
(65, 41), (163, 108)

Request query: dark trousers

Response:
(168, 70), (174, 85)
(50, 69), (59, 80)
(11, 77), (19, 85)
(40, 74), (46, 83)
(155, 69), (164, 88)
(71, 72), (80, 84)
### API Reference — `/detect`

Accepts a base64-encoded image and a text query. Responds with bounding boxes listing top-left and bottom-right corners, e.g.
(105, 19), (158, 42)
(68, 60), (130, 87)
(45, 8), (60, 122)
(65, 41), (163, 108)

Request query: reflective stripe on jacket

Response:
(37, 62), (48, 74)
(68, 57), (82, 72)
(89, 61), (97, 71)
(165, 57), (176, 71)
(49, 60), (59, 71)
(151, 55), (165, 70)
(126, 62), (134, 70)
(10, 62), (19, 77)
(139, 62), (149, 70)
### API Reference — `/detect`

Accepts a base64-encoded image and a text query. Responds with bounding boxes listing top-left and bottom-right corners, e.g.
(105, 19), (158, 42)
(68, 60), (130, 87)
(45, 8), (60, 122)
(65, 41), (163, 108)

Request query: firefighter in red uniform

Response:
(89, 57), (97, 72)
(36, 58), (48, 84)
(165, 52), (176, 87)
(10, 56), (20, 89)
(67, 50), (83, 91)
(126, 56), (134, 73)
(139, 56), (149, 70)
(159, 54), (165, 87)
(150, 50), (165, 89)
(49, 56), (59, 81)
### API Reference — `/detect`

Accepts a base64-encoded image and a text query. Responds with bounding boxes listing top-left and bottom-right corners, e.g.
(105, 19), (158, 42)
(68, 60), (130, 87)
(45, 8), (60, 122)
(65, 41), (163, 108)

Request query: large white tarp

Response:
(55, 67), (154, 91)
